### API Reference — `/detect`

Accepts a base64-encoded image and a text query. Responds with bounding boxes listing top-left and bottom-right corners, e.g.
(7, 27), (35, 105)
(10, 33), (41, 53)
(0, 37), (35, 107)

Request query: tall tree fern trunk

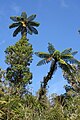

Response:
(38, 60), (57, 100)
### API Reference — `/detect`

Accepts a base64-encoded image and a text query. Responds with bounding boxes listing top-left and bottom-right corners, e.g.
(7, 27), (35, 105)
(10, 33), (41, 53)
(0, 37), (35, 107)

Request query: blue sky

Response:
(0, 0), (80, 95)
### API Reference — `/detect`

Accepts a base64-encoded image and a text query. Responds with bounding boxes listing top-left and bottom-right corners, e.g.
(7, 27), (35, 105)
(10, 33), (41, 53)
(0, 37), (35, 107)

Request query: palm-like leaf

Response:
(10, 16), (21, 22)
(27, 28), (32, 35)
(59, 59), (75, 71)
(9, 12), (40, 37)
(71, 51), (78, 56)
(21, 12), (27, 19)
(29, 21), (40, 27)
(61, 54), (73, 60)
(48, 43), (56, 54)
(28, 26), (38, 34)
(13, 26), (21, 37)
(61, 48), (72, 54)
(36, 43), (80, 72)
(37, 58), (48, 66)
(9, 23), (20, 29)
(35, 52), (50, 58)
(59, 59), (68, 65)
(68, 58), (80, 64)
(59, 62), (73, 76)
(28, 14), (36, 21)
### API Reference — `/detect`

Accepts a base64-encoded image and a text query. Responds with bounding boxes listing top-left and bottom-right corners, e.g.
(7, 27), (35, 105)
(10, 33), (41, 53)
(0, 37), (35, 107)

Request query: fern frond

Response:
(36, 58), (48, 66)
(71, 51), (78, 56)
(62, 48), (72, 54)
(48, 43), (55, 54)
(35, 52), (50, 58)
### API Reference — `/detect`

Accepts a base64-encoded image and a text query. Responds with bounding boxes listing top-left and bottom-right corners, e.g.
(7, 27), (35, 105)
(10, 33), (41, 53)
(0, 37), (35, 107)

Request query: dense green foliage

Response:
(0, 11), (80, 120)
(5, 36), (33, 85)
(63, 64), (80, 94)
(0, 80), (80, 120)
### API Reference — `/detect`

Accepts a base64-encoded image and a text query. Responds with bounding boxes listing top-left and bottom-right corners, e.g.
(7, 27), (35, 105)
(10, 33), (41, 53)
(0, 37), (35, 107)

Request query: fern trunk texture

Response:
(38, 60), (57, 100)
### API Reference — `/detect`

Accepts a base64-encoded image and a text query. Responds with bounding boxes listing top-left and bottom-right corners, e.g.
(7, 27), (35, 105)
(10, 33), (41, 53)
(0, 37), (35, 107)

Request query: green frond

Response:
(59, 58), (77, 73)
(10, 16), (21, 22)
(27, 28), (32, 35)
(28, 14), (36, 22)
(59, 62), (73, 76)
(21, 12), (27, 19)
(9, 23), (20, 29)
(71, 51), (78, 56)
(61, 54), (73, 60)
(9, 12), (39, 36)
(61, 48), (72, 54)
(67, 63), (76, 71)
(48, 43), (55, 54)
(13, 26), (21, 37)
(59, 59), (67, 65)
(68, 58), (80, 65)
(36, 58), (48, 66)
(28, 26), (38, 34)
(29, 21), (40, 27)
(35, 52), (50, 58)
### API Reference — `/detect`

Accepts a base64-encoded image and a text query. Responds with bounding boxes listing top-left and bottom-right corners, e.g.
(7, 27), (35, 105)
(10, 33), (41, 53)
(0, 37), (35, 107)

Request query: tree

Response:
(35, 43), (80, 100)
(5, 36), (33, 87)
(5, 12), (40, 96)
(9, 12), (40, 37)
(63, 64), (80, 95)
